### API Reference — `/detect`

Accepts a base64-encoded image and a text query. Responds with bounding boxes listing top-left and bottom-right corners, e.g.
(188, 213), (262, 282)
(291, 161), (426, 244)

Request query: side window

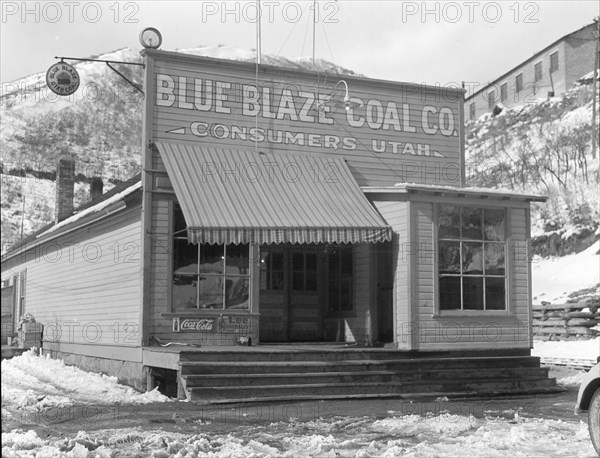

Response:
(438, 206), (507, 312)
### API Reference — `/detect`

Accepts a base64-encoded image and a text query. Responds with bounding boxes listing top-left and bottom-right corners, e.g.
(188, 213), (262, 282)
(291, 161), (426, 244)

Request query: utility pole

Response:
(592, 17), (599, 159)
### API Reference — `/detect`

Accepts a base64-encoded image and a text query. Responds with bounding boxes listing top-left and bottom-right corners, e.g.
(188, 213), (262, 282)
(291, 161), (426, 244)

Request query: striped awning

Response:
(157, 143), (392, 245)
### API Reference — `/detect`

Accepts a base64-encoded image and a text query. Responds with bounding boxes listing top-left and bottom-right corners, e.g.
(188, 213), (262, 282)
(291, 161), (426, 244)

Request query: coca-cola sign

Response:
(173, 317), (216, 333)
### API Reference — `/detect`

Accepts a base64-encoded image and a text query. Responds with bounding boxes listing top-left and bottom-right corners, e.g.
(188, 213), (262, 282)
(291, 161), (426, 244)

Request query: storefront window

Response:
(327, 245), (353, 313)
(172, 203), (250, 310)
(438, 206), (507, 311)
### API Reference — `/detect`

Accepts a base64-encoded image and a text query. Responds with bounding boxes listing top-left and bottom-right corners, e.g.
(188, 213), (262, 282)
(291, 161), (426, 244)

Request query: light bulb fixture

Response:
(314, 79), (353, 113)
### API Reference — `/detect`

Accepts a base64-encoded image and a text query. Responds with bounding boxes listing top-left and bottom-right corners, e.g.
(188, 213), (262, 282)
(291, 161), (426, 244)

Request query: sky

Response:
(0, 1), (598, 93)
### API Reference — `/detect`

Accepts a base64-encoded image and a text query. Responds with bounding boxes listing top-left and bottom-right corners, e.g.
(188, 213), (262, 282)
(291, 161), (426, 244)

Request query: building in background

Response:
(467, 22), (598, 120)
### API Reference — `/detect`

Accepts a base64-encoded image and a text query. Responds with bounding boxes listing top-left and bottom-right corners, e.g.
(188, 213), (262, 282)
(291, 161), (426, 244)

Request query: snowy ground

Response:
(531, 240), (600, 304)
(1, 350), (169, 414)
(2, 413), (596, 457)
(532, 337), (599, 365)
(2, 351), (598, 457)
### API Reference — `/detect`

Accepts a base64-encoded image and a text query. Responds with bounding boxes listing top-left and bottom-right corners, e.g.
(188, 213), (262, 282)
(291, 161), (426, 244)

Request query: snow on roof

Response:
(362, 182), (547, 201)
(44, 180), (141, 235)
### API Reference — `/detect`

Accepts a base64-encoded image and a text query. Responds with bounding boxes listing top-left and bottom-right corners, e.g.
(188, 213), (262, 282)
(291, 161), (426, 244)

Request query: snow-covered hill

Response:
(466, 74), (599, 242)
(0, 45), (358, 251)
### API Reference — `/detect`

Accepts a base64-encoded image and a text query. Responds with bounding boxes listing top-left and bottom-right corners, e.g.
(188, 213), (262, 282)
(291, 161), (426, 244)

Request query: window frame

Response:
(469, 102), (476, 120)
(487, 90), (497, 109)
(534, 61), (543, 82)
(500, 83), (508, 102)
(434, 205), (511, 316)
(170, 202), (252, 312)
(550, 51), (559, 73)
(515, 73), (524, 93)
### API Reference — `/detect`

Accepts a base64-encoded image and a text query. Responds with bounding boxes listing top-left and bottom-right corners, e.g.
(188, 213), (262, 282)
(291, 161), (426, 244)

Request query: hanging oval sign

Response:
(46, 62), (80, 96)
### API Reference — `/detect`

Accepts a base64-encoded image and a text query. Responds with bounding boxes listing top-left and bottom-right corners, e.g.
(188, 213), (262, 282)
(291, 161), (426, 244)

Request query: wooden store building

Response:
(1, 47), (557, 401)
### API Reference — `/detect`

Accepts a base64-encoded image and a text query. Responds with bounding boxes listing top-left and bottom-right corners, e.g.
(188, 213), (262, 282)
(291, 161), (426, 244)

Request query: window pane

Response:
(198, 275), (223, 308)
(226, 244), (249, 275)
(173, 239), (198, 274)
(173, 203), (187, 234)
(438, 205), (460, 239)
(463, 277), (484, 310)
(486, 277), (506, 310)
(200, 245), (223, 274)
(172, 275), (198, 308)
(225, 276), (249, 309)
(484, 209), (505, 241)
(439, 241), (461, 274)
(439, 276), (461, 310)
(462, 242), (483, 274)
(461, 208), (482, 239)
(485, 243), (505, 275)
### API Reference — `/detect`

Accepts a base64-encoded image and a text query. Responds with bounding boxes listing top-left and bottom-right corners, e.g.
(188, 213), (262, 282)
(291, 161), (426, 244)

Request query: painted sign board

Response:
(145, 50), (464, 187)
(173, 316), (252, 334)
(46, 62), (80, 96)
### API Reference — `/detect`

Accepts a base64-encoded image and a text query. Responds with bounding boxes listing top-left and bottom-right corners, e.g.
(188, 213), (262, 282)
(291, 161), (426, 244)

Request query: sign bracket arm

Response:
(53, 56), (145, 95)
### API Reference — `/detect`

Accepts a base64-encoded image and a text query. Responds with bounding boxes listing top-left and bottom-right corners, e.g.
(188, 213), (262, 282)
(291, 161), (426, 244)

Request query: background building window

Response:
(550, 51), (559, 73)
(515, 73), (523, 92)
(469, 103), (476, 120)
(172, 203), (250, 310)
(438, 205), (507, 311)
(326, 246), (353, 313)
(500, 83), (508, 102)
(487, 90), (497, 109)
(534, 62), (543, 82)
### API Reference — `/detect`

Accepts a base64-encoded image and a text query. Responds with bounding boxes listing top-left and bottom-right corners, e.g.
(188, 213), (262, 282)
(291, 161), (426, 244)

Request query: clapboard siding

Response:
(371, 199), (411, 349)
(1, 206), (142, 350)
(413, 201), (531, 351)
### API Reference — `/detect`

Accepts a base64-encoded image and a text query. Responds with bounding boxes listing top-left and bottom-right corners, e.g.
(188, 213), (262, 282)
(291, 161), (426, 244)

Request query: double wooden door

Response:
(259, 246), (323, 342)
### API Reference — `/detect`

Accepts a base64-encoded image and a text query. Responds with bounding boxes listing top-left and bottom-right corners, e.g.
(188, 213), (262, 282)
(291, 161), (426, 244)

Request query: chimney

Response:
(90, 177), (104, 201)
(55, 157), (75, 223)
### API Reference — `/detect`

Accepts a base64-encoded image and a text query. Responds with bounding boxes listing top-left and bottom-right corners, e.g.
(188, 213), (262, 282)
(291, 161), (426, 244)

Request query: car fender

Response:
(575, 363), (600, 414)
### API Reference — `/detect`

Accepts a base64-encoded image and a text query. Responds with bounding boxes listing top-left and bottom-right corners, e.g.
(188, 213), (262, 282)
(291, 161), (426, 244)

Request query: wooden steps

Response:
(177, 349), (560, 403)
